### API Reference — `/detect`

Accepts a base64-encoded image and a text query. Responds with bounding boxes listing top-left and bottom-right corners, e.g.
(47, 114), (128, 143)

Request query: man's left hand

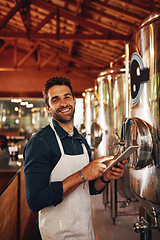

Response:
(102, 160), (128, 182)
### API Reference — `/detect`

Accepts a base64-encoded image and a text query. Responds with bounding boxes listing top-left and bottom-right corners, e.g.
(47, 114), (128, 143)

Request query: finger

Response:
(117, 162), (127, 170)
(121, 159), (128, 164)
(96, 155), (114, 163)
(110, 169), (124, 178)
(111, 166), (124, 174)
(117, 162), (125, 168)
(102, 163), (107, 170)
(97, 162), (107, 171)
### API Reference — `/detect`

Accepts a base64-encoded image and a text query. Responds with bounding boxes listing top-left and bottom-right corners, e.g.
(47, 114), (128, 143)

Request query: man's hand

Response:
(81, 156), (128, 183)
(81, 157), (109, 181)
(63, 157), (128, 198)
(102, 159), (128, 182)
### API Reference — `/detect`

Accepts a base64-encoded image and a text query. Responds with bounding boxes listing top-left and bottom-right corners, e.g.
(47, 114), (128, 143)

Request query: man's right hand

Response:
(81, 156), (112, 181)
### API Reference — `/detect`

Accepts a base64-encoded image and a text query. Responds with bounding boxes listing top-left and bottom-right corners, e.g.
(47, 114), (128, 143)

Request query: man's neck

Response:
(53, 118), (74, 133)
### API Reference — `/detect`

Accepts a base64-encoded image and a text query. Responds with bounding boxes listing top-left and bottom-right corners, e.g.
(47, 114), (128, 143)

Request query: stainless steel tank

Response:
(125, 12), (160, 231)
(80, 88), (95, 149)
(93, 72), (116, 159)
(93, 69), (128, 157)
(112, 72), (135, 200)
(92, 68), (135, 223)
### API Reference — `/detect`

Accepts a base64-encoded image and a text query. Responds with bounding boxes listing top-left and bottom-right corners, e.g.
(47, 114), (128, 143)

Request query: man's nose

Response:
(59, 98), (67, 106)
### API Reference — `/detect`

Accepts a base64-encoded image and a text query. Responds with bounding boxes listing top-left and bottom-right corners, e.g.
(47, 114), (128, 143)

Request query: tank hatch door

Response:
(124, 117), (153, 170)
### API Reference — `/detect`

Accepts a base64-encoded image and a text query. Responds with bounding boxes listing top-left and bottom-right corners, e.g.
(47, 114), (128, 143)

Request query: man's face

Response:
(46, 85), (76, 124)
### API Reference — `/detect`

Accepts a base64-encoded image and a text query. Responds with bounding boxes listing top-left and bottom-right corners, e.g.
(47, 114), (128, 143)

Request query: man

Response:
(24, 76), (127, 240)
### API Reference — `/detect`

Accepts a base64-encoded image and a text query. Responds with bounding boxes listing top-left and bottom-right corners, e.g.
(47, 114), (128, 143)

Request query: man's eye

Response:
(52, 99), (58, 103)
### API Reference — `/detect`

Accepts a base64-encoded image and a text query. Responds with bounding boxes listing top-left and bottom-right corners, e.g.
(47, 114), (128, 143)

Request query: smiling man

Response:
(24, 76), (127, 240)
(45, 84), (76, 131)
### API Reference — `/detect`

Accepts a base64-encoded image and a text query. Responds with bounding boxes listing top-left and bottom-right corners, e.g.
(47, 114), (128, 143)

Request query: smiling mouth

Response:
(61, 109), (70, 113)
(59, 107), (71, 113)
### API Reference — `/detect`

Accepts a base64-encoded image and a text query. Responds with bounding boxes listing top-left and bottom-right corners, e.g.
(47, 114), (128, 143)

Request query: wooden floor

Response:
(22, 192), (160, 240)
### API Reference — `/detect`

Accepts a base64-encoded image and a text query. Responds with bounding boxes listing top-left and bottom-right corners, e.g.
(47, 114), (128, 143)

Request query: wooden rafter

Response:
(30, 0), (128, 35)
(17, 44), (38, 67)
(0, 31), (131, 40)
(90, 0), (143, 21)
(0, 0), (159, 77)
(115, 0), (151, 13)
(0, 0), (26, 30)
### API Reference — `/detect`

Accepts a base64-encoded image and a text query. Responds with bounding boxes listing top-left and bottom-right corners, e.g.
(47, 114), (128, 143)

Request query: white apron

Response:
(39, 123), (95, 240)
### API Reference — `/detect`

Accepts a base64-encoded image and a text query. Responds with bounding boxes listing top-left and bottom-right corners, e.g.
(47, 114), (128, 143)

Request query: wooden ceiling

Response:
(0, 0), (160, 92)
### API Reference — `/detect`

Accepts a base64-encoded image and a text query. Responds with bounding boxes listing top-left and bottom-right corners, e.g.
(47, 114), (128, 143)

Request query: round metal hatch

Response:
(91, 122), (103, 148)
(125, 117), (153, 170)
(79, 123), (86, 138)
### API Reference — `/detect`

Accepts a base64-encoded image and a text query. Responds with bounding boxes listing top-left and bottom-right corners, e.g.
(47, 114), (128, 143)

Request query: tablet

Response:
(103, 145), (139, 172)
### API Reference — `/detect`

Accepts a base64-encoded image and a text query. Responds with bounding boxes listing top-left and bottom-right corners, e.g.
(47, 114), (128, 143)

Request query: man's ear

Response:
(45, 104), (50, 113)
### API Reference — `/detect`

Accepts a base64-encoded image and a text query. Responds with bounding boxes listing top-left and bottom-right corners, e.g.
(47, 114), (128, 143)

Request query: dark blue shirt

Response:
(24, 119), (104, 213)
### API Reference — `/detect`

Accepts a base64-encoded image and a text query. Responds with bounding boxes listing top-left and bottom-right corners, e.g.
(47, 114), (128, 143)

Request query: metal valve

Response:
(134, 217), (151, 233)
(113, 130), (125, 146)
(120, 198), (131, 208)
(113, 130), (126, 156)
(133, 207), (160, 233)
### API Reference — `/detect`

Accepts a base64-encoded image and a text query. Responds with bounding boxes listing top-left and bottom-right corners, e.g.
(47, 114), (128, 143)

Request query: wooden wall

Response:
(0, 171), (16, 194)
(0, 173), (18, 240)
(0, 168), (36, 240)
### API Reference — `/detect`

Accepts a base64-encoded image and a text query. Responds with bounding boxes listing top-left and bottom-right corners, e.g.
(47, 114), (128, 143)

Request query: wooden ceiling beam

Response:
(0, 0), (26, 30)
(115, 0), (151, 13)
(90, 0), (143, 22)
(68, 0), (82, 56)
(57, 0), (136, 32)
(0, 41), (9, 52)
(19, 0), (31, 34)
(30, 0), (128, 35)
(40, 46), (107, 68)
(0, 66), (106, 72)
(0, 40), (108, 69)
(87, 18), (129, 36)
(17, 44), (38, 67)
(40, 52), (58, 67)
(0, 31), (131, 41)
(58, 52), (98, 67)
(32, 12), (56, 33)
(83, 4), (138, 30)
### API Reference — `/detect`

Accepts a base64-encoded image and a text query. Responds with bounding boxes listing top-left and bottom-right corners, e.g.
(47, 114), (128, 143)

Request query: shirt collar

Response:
(52, 118), (82, 141)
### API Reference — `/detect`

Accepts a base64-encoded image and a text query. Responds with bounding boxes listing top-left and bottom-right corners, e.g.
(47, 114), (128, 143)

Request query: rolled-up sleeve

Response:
(24, 136), (63, 212)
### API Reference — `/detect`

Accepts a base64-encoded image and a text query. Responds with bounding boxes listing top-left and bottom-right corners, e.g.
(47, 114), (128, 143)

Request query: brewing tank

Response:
(93, 73), (117, 158)
(93, 69), (135, 218)
(80, 88), (95, 149)
(112, 72), (134, 200)
(125, 12), (160, 225)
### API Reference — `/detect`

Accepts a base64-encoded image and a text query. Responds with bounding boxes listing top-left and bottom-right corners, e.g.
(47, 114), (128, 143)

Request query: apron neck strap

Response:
(50, 120), (88, 156)
(50, 121), (64, 155)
